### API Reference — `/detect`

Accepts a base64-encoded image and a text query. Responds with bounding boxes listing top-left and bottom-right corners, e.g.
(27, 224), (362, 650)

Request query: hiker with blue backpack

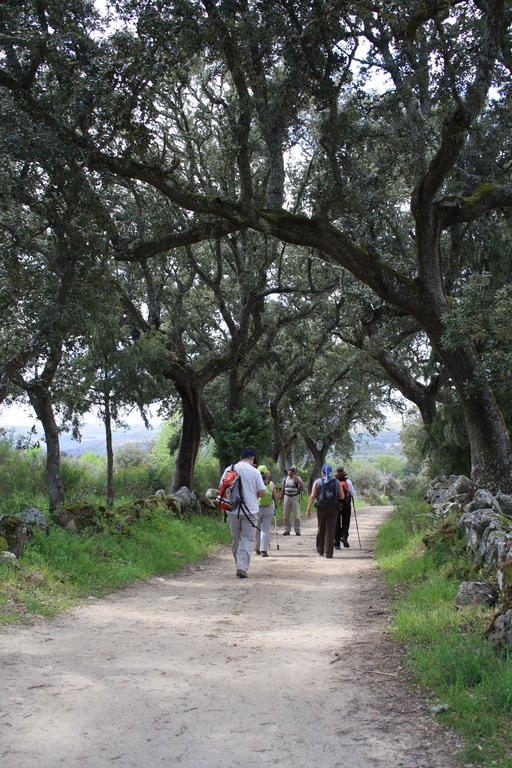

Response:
(218, 447), (266, 578)
(306, 464), (345, 558)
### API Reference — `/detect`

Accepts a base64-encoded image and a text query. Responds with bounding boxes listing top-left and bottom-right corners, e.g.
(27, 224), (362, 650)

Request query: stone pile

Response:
(425, 475), (512, 647)
(0, 487), (219, 560)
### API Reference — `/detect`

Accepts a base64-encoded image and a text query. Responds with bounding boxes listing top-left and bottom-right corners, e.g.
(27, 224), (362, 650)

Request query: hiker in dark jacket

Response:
(334, 466), (352, 549)
(306, 464), (345, 558)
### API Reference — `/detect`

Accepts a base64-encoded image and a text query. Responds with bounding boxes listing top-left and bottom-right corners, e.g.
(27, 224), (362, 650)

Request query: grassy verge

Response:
(377, 490), (512, 767)
(0, 506), (231, 625)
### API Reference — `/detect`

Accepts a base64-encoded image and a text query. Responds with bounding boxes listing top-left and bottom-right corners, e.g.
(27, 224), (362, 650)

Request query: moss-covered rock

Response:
(55, 502), (106, 532)
(0, 535), (9, 551)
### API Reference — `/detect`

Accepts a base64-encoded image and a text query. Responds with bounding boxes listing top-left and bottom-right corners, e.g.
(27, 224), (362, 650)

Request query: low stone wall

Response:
(425, 475), (512, 646)
(0, 487), (219, 560)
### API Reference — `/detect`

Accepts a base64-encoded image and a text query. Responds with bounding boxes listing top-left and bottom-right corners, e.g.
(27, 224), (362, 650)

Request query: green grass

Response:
(0, 505), (231, 624)
(377, 491), (512, 767)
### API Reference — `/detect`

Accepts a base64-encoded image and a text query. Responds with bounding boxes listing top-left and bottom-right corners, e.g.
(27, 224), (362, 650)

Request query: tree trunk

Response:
(436, 342), (512, 491)
(29, 387), (65, 514)
(270, 403), (289, 477)
(171, 380), (203, 492)
(413, 222), (512, 491)
(104, 389), (115, 508)
(304, 437), (328, 492)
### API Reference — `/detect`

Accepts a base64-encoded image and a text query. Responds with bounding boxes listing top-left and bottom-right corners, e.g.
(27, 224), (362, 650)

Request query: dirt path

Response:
(1, 506), (463, 767)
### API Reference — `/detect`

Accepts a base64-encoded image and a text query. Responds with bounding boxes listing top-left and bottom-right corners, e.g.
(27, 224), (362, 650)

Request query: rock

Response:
(498, 558), (512, 611)
(459, 510), (496, 559)
(154, 489), (167, 500)
(1, 551), (17, 563)
(17, 507), (49, 534)
(484, 531), (512, 569)
(454, 476), (472, 495)
(55, 502), (103, 532)
(486, 609), (512, 648)
(205, 488), (218, 500)
(0, 516), (28, 557)
(173, 486), (197, 503)
(464, 489), (500, 515)
(170, 487), (199, 518)
(455, 581), (499, 609)
(196, 492), (218, 517)
(496, 494), (512, 518)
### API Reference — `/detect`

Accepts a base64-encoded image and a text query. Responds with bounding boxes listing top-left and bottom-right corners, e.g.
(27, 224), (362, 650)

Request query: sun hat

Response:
(258, 464), (268, 475)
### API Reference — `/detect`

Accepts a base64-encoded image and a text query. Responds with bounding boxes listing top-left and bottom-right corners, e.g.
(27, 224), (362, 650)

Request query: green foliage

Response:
(213, 404), (272, 465)
(399, 417), (428, 474)
(0, 506), (230, 624)
(0, 435), (47, 515)
(377, 487), (512, 767)
(428, 402), (472, 478)
(374, 454), (406, 478)
(346, 460), (386, 504)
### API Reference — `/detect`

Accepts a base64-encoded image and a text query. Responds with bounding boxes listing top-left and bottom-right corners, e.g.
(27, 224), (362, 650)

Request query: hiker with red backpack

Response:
(334, 466), (353, 550)
(306, 464), (345, 558)
(218, 447), (266, 578)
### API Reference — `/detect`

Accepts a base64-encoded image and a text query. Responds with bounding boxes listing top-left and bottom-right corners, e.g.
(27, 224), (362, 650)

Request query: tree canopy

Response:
(1, 0), (512, 499)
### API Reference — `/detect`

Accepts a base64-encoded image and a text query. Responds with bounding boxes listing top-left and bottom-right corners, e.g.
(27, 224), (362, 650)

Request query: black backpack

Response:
(316, 478), (338, 509)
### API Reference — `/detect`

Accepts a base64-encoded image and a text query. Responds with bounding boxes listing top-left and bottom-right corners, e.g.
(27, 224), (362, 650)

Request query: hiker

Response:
(280, 465), (305, 535)
(220, 447), (266, 578)
(255, 465), (279, 557)
(334, 466), (355, 549)
(306, 463), (344, 558)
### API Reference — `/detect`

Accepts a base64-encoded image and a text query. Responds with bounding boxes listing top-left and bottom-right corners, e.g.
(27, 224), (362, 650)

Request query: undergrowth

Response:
(377, 489), (512, 767)
(0, 505), (231, 624)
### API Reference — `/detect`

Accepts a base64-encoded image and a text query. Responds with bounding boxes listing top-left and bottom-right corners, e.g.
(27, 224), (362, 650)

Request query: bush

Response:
(0, 436), (47, 515)
(347, 460), (384, 502)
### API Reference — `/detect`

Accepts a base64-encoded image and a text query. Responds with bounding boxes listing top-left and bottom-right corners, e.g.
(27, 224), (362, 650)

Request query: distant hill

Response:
(352, 430), (403, 460)
(5, 423), (402, 461)
(5, 423), (159, 457)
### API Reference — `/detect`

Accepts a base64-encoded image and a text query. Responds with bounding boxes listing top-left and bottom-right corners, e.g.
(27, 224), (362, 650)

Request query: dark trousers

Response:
(316, 508), (339, 558)
(334, 501), (351, 546)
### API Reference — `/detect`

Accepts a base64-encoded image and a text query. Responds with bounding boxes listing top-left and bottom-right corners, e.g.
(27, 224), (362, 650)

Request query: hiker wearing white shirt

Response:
(220, 447), (266, 578)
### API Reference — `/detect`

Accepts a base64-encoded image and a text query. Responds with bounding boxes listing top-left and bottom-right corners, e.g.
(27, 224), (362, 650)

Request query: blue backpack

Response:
(316, 478), (338, 509)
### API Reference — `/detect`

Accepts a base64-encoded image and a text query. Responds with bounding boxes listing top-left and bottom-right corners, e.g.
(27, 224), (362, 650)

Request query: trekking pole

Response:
(274, 505), (280, 550)
(352, 496), (361, 549)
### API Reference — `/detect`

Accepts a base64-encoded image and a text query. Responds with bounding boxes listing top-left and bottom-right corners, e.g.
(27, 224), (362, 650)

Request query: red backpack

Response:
(215, 465), (241, 512)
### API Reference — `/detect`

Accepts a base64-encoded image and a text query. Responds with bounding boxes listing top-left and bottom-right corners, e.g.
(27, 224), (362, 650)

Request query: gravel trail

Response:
(1, 506), (463, 767)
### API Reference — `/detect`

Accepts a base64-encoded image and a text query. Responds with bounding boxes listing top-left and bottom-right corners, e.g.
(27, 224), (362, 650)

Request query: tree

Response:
(2, 1), (512, 489)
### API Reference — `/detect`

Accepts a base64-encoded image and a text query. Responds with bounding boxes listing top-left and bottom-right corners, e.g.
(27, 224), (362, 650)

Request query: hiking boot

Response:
(334, 544), (341, 550)
(295, 531), (301, 536)
(341, 538), (350, 548)
(255, 549), (260, 555)
(236, 569), (248, 578)
(283, 530), (290, 536)
(260, 551), (268, 557)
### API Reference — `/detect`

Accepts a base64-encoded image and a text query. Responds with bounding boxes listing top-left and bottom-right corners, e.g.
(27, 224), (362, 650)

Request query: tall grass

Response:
(0, 505), (231, 624)
(377, 489), (512, 767)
